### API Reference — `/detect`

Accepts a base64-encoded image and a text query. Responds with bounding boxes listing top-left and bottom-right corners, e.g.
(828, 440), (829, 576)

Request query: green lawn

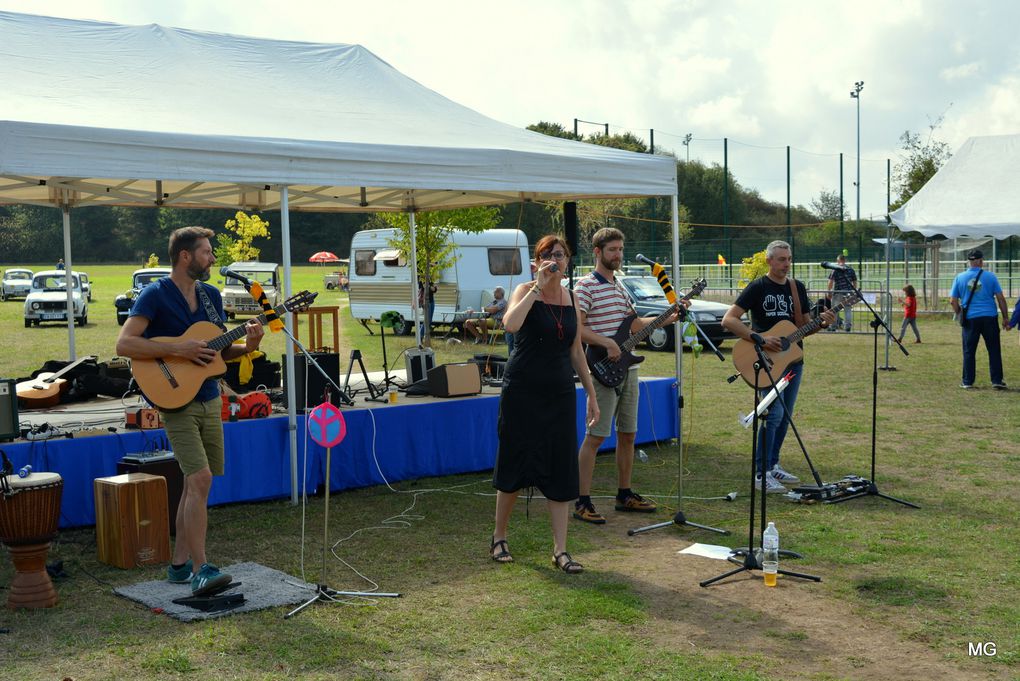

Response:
(1, 265), (1018, 679)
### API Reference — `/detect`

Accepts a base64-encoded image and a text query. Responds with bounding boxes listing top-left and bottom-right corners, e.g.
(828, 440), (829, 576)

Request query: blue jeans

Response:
(418, 300), (436, 340)
(505, 331), (516, 355)
(756, 360), (803, 474)
(961, 316), (1003, 385)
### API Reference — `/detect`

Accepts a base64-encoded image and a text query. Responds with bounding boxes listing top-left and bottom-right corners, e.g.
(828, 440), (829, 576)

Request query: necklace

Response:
(539, 287), (565, 340)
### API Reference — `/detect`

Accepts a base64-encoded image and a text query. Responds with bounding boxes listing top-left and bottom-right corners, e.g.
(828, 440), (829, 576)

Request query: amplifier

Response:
(0, 379), (17, 441)
(428, 363), (482, 398)
(94, 473), (171, 568)
(282, 352), (341, 412)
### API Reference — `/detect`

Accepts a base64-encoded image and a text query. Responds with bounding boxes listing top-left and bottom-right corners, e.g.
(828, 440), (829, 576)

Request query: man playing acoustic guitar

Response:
(722, 240), (836, 494)
(116, 227), (264, 595)
(573, 228), (684, 523)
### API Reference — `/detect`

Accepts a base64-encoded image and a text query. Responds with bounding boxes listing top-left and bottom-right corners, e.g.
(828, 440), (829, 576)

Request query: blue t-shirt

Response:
(131, 278), (226, 403)
(950, 267), (1002, 319)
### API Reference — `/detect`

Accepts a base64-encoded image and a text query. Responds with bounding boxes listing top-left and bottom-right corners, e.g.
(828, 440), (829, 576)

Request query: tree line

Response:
(0, 124), (944, 265)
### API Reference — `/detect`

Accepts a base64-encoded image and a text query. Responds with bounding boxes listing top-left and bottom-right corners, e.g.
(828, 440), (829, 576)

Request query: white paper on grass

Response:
(678, 543), (735, 561)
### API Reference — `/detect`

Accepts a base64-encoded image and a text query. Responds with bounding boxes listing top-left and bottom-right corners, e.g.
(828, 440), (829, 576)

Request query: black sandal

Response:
(553, 552), (584, 574)
(490, 536), (513, 563)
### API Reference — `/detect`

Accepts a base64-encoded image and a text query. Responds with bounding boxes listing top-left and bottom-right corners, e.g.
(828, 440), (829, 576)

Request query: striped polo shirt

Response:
(575, 270), (634, 338)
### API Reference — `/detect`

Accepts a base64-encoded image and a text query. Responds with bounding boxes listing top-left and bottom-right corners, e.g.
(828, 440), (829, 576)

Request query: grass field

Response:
(2, 263), (1019, 680)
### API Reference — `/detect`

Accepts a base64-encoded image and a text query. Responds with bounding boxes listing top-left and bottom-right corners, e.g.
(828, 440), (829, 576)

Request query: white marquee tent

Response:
(889, 134), (1020, 239)
(0, 11), (684, 503)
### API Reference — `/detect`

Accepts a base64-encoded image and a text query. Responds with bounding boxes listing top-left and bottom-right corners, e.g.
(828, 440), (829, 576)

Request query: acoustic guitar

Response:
(731, 291), (862, 387)
(16, 355), (98, 409)
(131, 291), (317, 410)
(586, 278), (707, 388)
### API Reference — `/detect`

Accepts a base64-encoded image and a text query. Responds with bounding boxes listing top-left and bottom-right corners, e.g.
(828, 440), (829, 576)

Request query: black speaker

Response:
(0, 379), (18, 441)
(427, 363), (482, 398)
(282, 353), (342, 411)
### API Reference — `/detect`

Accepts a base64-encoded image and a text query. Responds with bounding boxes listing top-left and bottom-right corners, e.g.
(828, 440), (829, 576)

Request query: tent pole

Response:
(408, 208), (421, 346)
(671, 193), (684, 495)
(280, 186), (299, 505)
(62, 206), (77, 361)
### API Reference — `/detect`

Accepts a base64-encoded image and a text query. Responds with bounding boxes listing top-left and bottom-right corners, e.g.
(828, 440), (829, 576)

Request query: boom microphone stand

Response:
(827, 281), (918, 508)
(701, 339), (820, 587)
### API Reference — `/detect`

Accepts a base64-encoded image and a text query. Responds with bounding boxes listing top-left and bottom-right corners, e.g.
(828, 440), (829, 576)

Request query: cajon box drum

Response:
(94, 473), (171, 569)
(427, 363), (482, 397)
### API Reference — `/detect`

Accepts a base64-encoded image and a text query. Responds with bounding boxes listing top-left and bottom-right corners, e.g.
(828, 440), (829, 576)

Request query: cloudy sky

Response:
(3, 0), (1018, 220)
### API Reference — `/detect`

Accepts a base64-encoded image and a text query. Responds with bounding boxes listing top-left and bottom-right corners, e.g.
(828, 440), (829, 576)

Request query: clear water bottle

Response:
(636, 449), (648, 463)
(762, 522), (779, 587)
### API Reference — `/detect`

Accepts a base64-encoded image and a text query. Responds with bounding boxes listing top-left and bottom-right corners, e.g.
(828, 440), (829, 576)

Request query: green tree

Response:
(218, 211), (271, 264)
(378, 206), (500, 346)
(810, 189), (848, 222)
(891, 125), (952, 211)
(144, 253), (160, 267)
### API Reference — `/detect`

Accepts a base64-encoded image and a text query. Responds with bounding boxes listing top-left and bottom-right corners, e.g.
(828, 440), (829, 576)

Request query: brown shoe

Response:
(573, 501), (606, 524)
(615, 492), (657, 513)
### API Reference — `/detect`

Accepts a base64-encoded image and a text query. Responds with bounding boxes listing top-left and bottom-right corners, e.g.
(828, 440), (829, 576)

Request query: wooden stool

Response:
(293, 306), (340, 354)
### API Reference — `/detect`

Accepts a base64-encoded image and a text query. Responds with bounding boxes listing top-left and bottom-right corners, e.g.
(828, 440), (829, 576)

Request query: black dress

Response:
(493, 295), (579, 502)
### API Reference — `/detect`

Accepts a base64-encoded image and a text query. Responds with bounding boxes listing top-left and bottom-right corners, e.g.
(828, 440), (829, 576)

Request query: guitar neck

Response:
(786, 297), (855, 344)
(205, 304), (287, 351)
(37, 355), (95, 383)
(621, 299), (685, 353)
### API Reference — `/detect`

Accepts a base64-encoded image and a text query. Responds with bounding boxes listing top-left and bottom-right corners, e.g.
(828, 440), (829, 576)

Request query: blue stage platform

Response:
(2, 378), (678, 528)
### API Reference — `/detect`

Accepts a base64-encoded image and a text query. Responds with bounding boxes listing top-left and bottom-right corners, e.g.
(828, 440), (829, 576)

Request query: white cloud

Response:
(940, 62), (982, 82)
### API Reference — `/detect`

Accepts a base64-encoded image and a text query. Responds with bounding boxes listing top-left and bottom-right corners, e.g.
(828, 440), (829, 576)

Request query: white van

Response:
(348, 228), (530, 335)
(220, 261), (281, 318)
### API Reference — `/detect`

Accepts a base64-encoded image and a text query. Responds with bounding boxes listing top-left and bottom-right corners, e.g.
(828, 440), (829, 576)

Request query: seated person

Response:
(465, 287), (507, 344)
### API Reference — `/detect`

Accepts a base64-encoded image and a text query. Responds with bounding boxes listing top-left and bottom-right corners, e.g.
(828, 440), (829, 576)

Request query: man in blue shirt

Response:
(949, 249), (1009, 390)
(117, 226), (264, 595)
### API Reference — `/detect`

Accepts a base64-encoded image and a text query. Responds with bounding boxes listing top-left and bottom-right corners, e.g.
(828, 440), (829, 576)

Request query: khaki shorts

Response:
(587, 367), (639, 439)
(161, 398), (225, 476)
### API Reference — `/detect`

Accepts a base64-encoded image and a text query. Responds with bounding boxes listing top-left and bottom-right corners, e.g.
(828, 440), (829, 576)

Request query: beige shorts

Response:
(161, 398), (225, 476)
(587, 367), (639, 439)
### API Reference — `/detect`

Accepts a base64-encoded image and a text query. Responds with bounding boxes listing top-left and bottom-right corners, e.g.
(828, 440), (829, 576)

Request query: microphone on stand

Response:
(819, 261), (847, 270)
(635, 253), (657, 267)
(220, 266), (253, 285)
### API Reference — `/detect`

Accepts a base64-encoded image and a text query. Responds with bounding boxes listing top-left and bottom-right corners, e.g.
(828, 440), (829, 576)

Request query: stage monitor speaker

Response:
(427, 363), (482, 398)
(0, 379), (18, 441)
(282, 353), (341, 412)
(405, 347), (435, 384)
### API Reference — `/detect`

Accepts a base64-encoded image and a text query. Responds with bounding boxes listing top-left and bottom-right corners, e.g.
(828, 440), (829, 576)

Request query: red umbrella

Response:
(308, 251), (340, 263)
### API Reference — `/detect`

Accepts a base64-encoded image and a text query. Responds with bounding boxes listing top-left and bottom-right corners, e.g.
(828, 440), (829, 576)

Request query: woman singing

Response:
(490, 235), (599, 574)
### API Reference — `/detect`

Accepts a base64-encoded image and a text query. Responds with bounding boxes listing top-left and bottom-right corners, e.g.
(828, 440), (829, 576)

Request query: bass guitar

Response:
(131, 290), (317, 410)
(731, 291), (862, 387)
(16, 355), (98, 409)
(587, 278), (707, 388)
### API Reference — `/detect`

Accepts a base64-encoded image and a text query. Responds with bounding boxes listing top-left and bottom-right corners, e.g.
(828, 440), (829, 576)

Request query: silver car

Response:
(1, 268), (33, 301)
(23, 270), (88, 327)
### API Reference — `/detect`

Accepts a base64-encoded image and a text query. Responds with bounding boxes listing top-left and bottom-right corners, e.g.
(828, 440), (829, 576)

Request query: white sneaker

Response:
(770, 465), (800, 484)
(755, 472), (788, 494)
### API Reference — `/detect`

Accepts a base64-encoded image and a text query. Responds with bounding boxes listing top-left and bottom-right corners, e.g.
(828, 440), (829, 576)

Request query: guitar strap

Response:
(959, 269), (983, 323)
(788, 277), (803, 323)
(196, 283), (228, 332)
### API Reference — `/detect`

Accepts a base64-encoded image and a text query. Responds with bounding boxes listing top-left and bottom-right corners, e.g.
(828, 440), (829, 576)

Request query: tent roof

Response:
(0, 11), (676, 212)
(889, 134), (1020, 238)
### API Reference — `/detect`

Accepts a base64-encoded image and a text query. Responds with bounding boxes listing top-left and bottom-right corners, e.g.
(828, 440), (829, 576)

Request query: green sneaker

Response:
(167, 559), (193, 584)
(191, 563), (232, 596)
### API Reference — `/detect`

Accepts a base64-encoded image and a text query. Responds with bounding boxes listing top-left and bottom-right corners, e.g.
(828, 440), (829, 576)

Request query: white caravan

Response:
(348, 228), (530, 335)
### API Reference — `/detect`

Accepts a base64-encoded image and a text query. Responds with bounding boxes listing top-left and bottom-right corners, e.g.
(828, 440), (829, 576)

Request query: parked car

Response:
(1, 268), (33, 301)
(24, 270), (88, 327)
(79, 271), (92, 301)
(114, 267), (171, 325)
(616, 275), (748, 351)
(221, 261), (281, 318)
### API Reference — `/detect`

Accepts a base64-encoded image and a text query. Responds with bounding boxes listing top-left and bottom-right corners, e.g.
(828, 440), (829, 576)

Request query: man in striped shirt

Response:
(573, 228), (680, 524)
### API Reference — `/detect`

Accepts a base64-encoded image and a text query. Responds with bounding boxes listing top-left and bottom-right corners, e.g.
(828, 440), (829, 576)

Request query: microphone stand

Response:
(702, 339), (820, 587)
(826, 280), (918, 509)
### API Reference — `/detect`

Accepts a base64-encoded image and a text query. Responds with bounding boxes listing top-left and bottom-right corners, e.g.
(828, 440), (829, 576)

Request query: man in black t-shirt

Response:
(722, 240), (836, 494)
(826, 254), (858, 332)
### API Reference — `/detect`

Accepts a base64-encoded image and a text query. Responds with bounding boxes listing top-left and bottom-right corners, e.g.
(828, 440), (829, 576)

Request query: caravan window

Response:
(354, 250), (377, 276)
(488, 248), (522, 276)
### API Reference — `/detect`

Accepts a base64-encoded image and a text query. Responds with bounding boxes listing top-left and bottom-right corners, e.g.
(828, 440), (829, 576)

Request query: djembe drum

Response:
(0, 472), (63, 608)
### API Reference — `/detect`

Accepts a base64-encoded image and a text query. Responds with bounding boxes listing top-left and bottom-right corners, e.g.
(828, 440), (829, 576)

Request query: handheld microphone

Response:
(819, 261), (846, 270)
(549, 263), (559, 273)
(219, 266), (252, 284)
(635, 253), (657, 267)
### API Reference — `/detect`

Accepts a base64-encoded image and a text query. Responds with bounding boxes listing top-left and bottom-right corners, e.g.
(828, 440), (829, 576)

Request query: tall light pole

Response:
(682, 133), (692, 162)
(850, 81), (864, 224)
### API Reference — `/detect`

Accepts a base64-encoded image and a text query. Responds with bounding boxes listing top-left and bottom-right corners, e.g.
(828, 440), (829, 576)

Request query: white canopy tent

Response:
(889, 134), (1020, 239)
(1, 12), (682, 504)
